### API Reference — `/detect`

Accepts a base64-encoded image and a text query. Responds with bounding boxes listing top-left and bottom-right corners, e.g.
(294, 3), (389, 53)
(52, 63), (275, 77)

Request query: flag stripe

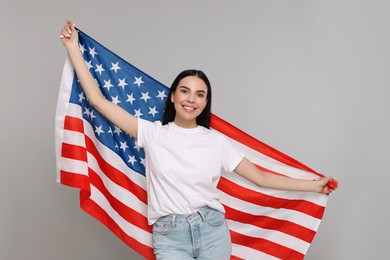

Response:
(232, 243), (280, 260)
(60, 170), (90, 190)
(230, 230), (304, 260)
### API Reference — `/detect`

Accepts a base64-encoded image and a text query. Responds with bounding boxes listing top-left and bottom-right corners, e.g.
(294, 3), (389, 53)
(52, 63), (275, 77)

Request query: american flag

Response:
(55, 29), (329, 259)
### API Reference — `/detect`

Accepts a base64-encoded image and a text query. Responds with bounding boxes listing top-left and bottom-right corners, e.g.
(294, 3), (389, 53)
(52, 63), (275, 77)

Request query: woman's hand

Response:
(315, 177), (338, 195)
(60, 19), (78, 50)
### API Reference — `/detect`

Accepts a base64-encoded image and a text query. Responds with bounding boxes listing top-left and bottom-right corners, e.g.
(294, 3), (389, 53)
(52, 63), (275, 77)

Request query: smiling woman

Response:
(162, 69), (213, 129)
(171, 76), (209, 128)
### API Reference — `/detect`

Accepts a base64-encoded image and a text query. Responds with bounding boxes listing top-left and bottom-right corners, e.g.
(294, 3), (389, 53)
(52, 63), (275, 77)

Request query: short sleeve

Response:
(137, 118), (161, 148)
(220, 136), (244, 173)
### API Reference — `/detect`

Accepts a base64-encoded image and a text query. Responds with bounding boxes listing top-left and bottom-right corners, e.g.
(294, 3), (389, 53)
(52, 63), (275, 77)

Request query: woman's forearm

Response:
(234, 157), (332, 194)
(66, 43), (105, 106)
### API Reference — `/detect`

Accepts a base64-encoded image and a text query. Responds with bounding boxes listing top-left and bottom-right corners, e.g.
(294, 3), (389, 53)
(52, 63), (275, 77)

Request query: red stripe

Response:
(230, 255), (244, 260)
(211, 114), (323, 177)
(64, 115), (84, 132)
(60, 170), (90, 191)
(230, 230), (304, 260)
(79, 190), (155, 260)
(88, 167), (151, 233)
(61, 143), (87, 162)
(224, 205), (316, 243)
(218, 177), (325, 219)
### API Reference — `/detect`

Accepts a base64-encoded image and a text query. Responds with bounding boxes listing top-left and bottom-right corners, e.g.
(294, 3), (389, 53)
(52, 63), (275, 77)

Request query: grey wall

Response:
(1, 0), (389, 259)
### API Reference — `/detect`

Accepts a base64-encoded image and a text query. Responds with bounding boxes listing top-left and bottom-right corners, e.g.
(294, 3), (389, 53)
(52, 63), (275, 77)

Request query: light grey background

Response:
(1, 0), (389, 259)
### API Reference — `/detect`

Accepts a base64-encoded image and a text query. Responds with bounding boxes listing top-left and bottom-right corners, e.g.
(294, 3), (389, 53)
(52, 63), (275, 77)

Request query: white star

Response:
(89, 110), (97, 120)
(140, 157), (146, 166)
(95, 125), (105, 136)
(118, 78), (128, 89)
(111, 95), (121, 105)
(110, 62), (121, 73)
(95, 64), (105, 75)
(157, 90), (167, 100)
(103, 79), (113, 91)
(113, 126), (122, 136)
(134, 140), (141, 152)
(134, 108), (143, 117)
(133, 76), (144, 87)
(78, 92), (85, 103)
(107, 126), (113, 135)
(79, 43), (86, 54)
(85, 60), (93, 70)
(119, 141), (129, 152)
(140, 91), (151, 102)
(126, 93), (135, 105)
(148, 106), (158, 117)
(128, 155), (137, 165)
(83, 107), (91, 118)
(89, 47), (97, 58)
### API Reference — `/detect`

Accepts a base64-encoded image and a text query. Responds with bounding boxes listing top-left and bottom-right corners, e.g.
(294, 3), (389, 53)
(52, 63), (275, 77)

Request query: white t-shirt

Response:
(137, 119), (244, 224)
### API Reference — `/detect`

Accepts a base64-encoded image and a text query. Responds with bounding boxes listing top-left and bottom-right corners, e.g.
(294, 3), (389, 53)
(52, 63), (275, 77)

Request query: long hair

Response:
(162, 69), (212, 128)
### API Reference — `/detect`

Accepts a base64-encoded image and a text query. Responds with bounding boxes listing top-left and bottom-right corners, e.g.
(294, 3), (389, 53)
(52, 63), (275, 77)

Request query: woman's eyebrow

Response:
(178, 86), (206, 94)
(178, 86), (190, 90)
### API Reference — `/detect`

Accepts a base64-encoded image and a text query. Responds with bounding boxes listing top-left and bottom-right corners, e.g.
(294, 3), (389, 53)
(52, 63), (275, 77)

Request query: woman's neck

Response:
(173, 118), (198, 129)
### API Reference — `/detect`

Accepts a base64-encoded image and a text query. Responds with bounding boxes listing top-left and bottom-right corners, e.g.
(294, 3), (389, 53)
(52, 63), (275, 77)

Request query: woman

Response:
(60, 20), (336, 259)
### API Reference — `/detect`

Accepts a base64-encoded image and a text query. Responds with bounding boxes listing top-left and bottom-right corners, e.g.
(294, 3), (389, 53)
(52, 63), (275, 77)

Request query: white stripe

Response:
(89, 185), (152, 246)
(232, 243), (279, 260)
(220, 191), (321, 231)
(87, 152), (148, 217)
(55, 57), (75, 181)
(227, 219), (310, 255)
(62, 129), (85, 147)
(66, 102), (83, 118)
(60, 157), (88, 177)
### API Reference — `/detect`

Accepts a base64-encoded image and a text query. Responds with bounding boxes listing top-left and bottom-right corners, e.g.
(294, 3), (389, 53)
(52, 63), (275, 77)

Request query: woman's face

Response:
(171, 76), (208, 128)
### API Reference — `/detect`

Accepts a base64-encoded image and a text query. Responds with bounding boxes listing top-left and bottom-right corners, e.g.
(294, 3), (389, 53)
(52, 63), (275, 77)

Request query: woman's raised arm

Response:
(60, 20), (138, 138)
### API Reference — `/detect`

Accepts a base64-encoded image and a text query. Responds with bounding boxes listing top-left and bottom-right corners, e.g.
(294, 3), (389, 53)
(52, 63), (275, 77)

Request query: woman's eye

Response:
(180, 89), (188, 94)
(198, 93), (205, 98)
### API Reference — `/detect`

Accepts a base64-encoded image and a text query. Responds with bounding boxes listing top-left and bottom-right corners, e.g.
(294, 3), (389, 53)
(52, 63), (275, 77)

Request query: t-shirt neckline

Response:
(169, 122), (203, 134)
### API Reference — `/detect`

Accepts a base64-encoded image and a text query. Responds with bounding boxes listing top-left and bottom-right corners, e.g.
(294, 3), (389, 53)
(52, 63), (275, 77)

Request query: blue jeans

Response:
(152, 206), (231, 259)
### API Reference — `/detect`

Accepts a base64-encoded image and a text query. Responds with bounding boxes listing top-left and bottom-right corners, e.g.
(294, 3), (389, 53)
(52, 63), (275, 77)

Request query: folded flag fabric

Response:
(55, 29), (329, 259)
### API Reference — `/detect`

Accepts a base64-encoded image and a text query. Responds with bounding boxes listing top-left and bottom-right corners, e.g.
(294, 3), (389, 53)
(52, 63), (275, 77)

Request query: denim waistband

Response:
(156, 206), (217, 225)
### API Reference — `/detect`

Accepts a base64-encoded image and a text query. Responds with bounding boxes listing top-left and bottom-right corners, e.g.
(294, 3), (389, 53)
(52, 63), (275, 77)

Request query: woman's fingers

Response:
(60, 27), (70, 38)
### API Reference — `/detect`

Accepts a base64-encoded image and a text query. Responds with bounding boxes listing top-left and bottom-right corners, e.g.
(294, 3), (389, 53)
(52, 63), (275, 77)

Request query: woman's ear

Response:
(171, 93), (174, 103)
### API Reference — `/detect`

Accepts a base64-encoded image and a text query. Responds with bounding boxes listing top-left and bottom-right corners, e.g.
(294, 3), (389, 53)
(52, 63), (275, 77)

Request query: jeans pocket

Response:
(153, 219), (173, 235)
(205, 209), (225, 227)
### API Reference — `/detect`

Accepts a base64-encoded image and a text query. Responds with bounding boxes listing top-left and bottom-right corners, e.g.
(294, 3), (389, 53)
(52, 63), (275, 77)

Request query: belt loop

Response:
(171, 215), (176, 228)
(198, 208), (206, 222)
